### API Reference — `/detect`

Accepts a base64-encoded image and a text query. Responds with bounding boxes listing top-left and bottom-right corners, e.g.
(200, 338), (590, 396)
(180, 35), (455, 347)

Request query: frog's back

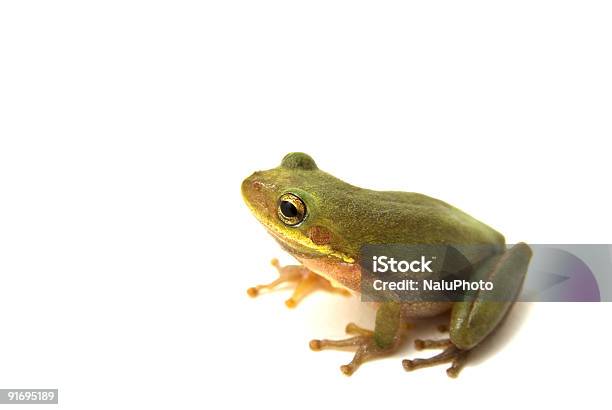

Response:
(340, 187), (505, 248)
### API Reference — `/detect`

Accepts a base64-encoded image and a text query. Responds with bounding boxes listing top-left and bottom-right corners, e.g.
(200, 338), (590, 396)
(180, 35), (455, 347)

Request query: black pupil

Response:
(280, 201), (299, 218)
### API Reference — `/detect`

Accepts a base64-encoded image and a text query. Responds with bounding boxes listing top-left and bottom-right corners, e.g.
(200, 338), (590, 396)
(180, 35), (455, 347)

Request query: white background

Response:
(1, 1), (611, 409)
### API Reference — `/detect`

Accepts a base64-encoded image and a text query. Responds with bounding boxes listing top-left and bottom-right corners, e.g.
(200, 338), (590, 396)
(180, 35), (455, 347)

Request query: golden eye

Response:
(277, 193), (306, 226)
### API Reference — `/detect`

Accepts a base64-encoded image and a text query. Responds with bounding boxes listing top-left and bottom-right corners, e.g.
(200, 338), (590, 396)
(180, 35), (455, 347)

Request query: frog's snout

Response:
(241, 174), (254, 201)
(241, 172), (269, 210)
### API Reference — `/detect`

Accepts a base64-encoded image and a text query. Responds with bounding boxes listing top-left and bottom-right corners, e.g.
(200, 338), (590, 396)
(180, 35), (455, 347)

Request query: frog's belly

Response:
(298, 256), (452, 319)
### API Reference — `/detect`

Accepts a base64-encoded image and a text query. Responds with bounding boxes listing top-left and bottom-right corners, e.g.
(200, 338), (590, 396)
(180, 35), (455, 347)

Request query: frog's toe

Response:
(414, 338), (453, 350)
(345, 322), (374, 336)
(309, 335), (387, 376)
(402, 339), (469, 378)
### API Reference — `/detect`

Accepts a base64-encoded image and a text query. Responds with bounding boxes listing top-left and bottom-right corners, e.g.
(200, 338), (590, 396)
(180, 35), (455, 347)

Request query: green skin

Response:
(242, 152), (531, 376)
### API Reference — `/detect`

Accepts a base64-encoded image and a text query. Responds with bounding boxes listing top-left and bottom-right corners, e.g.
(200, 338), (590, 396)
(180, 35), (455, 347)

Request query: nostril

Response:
(252, 181), (263, 191)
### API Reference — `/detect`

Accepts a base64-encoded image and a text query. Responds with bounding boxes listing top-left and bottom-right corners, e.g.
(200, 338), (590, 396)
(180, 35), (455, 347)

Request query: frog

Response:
(241, 152), (532, 377)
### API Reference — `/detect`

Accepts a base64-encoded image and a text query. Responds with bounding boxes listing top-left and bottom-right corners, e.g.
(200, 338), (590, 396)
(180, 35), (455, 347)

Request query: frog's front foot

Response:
(402, 338), (469, 378)
(309, 322), (404, 376)
(247, 258), (351, 308)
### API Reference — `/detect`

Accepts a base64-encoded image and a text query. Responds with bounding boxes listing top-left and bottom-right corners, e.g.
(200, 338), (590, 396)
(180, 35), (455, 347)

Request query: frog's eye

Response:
(277, 193), (307, 226)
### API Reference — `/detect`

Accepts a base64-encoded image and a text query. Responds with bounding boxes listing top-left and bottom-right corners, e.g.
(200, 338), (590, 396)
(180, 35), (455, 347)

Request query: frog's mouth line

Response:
(263, 225), (355, 263)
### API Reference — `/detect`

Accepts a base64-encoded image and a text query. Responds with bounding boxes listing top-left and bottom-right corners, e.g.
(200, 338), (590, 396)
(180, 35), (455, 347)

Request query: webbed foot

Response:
(247, 258), (351, 308)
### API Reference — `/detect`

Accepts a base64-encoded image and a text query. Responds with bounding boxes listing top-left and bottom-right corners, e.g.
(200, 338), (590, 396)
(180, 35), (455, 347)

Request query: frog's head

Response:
(241, 152), (357, 263)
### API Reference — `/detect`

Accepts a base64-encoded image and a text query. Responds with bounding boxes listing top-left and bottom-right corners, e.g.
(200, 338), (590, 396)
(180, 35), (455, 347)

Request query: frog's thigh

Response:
(404, 243), (532, 377)
(450, 242), (532, 350)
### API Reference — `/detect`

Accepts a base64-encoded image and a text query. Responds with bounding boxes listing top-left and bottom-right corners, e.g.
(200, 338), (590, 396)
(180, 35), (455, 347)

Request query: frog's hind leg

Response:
(402, 242), (532, 378)
(309, 302), (406, 376)
(247, 258), (350, 308)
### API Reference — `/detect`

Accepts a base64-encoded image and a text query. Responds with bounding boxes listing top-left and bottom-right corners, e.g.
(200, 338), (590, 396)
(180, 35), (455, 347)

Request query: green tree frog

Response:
(241, 152), (531, 377)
